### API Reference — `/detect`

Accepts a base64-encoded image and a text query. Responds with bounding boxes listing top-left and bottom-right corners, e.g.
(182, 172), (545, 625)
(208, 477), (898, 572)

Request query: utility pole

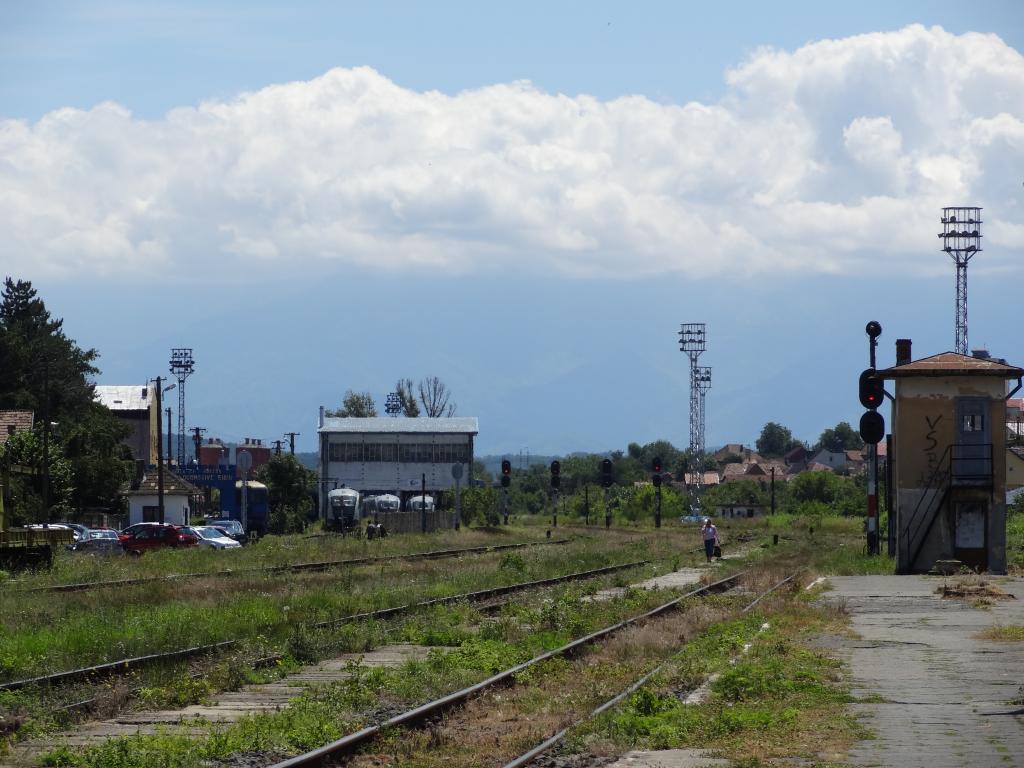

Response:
(165, 408), (172, 463)
(41, 357), (50, 523)
(153, 376), (166, 524)
(421, 473), (427, 533)
(770, 467), (776, 515)
(271, 439), (284, 456)
(284, 432), (300, 456)
(191, 426), (206, 464)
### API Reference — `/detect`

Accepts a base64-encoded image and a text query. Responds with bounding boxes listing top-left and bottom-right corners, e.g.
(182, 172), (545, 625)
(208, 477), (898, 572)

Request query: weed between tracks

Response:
(571, 598), (863, 765)
(31, 569), (719, 768)
(9, 518), (901, 766)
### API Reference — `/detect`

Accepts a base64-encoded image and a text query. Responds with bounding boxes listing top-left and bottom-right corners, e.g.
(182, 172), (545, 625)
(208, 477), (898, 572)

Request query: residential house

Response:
(121, 468), (200, 526)
(809, 449), (847, 471)
(0, 410), (33, 446)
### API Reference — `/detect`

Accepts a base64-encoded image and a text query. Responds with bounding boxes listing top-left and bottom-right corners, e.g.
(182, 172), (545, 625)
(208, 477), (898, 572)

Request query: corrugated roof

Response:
(879, 352), (1023, 379)
(0, 410), (34, 446)
(95, 385), (152, 411)
(319, 416), (479, 435)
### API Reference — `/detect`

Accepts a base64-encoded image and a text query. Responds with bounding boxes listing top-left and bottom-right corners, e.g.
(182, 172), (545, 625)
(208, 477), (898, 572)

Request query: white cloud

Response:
(1, 24), (1022, 281)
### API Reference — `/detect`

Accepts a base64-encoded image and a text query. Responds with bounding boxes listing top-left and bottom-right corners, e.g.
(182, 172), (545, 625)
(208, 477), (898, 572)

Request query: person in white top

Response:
(701, 518), (720, 563)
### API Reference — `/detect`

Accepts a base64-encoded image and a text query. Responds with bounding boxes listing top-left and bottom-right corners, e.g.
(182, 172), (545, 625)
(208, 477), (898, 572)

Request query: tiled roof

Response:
(880, 352), (1023, 379)
(95, 385), (153, 411)
(320, 417), (479, 434)
(122, 469), (200, 497)
(0, 410), (34, 445)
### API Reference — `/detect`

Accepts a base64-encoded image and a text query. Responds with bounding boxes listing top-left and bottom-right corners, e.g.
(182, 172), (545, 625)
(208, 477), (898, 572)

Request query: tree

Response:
(460, 486), (499, 527)
(327, 390), (378, 418)
(0, 277), (130, 517)
(257, 454), (316, 534)
(0, 429), (74, 524)
(395, 378), (420, 417)
(418, 376), (456, 417)
(0, 278), (100, 424)
(756, 422), (798, 458)
(815, 421), (864, 453)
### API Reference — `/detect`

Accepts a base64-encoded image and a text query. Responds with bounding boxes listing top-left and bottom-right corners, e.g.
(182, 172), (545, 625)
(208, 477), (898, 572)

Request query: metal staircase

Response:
(899, 442), (994, 573)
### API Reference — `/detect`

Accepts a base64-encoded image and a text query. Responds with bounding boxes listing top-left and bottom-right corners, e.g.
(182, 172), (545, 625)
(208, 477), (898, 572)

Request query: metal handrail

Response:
(902, 441), (995, 570)
(901, 445), (951, 570)
(950, 443), (994, 486)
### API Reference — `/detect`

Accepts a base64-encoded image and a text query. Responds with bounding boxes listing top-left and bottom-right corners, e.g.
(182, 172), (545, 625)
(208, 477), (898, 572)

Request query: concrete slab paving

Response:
(605, 748), (729, 767)
(822, 575), (1024, 768)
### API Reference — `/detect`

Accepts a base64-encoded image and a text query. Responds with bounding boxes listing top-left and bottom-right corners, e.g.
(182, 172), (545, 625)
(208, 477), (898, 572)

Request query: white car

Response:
(187, 526), (242, 550)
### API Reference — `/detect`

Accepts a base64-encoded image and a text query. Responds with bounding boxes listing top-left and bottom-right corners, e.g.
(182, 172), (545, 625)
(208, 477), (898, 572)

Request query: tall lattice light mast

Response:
(694, 366), (712, 479)
(940, 206), (982, 355)
(678, 323), (707, 495)
(169, 348), (195, 466)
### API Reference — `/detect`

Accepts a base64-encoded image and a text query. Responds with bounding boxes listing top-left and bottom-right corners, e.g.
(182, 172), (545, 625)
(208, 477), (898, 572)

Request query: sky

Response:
(1, 1), (1022, 456)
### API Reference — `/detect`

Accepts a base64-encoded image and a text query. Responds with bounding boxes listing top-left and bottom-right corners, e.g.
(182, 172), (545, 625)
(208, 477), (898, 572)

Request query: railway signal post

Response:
(859, 321), (885, 556)
(601, 458), (613, 528)
(501, 459), (511, 525)
(652, 456), (663, 528)
(550, 461), (560, 528)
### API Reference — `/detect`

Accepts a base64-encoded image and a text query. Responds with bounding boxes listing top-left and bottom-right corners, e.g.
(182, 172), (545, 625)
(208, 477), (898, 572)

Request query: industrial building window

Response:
(344, 443), (363, 462)
(365, 444), (381, 462)
(381, 444), (397, 462)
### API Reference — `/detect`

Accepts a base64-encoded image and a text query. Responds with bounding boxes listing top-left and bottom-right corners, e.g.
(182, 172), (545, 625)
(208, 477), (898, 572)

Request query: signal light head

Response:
(501, 459), (511, 476)
(550, 460), (561, 476)
(859, 368), (885, 410)
(652, 456), (663, 474)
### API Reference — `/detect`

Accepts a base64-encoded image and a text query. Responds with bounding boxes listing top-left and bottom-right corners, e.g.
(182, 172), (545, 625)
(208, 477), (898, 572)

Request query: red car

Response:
(118, 523), (199, 555)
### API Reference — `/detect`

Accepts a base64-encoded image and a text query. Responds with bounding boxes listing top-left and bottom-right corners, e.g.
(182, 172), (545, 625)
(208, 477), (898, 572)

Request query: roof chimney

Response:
(896, 339), (912, 366)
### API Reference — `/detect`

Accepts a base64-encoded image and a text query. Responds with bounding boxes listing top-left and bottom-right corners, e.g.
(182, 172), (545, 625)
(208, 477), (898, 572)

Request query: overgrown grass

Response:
(36, 581), (728, 768)
(573, 600), (864, 763)
(975, 624), (1024, 642)
(0, 533), (677, 682)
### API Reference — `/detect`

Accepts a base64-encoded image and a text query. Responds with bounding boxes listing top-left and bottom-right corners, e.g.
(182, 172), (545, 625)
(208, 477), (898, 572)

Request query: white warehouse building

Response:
(317, 410), (479, 518)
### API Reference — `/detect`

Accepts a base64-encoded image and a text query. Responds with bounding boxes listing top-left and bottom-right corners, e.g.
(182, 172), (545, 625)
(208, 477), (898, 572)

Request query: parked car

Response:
(187, 526), (242, 550)
(74, 528), (123, 554)
(118, 524), (199, 555)
(206, 518), (248, 545)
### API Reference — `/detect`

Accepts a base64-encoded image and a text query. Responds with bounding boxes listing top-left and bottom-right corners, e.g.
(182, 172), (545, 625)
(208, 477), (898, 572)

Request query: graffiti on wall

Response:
(918, 414), (943, 486)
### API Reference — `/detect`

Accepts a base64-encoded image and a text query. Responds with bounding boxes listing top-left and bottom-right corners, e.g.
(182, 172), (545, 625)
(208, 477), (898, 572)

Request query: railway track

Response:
(8, 538), (571, 595)
(266, 570), (747, 768)
(0, 559), (646, 694)
(499, 570), (803, 768)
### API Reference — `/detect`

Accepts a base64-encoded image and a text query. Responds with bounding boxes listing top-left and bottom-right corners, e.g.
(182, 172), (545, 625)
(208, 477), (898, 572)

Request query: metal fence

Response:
(374, 509), (459, 534)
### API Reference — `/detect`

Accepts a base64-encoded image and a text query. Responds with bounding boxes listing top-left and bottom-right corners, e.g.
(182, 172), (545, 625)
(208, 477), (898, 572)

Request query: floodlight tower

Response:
(678, 323), (707, 492)
(169, 348), (195, 466)
(694, 366), (712, 484)
(939, 207), (982, 355)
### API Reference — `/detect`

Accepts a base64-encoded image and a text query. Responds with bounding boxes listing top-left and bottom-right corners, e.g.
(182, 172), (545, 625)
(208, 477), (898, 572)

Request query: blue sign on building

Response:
(177, 464), (239, 518)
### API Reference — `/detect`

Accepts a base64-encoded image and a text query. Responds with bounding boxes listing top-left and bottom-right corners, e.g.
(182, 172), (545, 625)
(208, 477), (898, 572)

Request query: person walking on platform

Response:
(701, 518), (720, 563)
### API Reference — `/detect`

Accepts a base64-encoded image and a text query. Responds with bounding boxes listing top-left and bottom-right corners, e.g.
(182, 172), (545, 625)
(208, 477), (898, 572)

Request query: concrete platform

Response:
(605, 749), (728, 767)
(821, 575), (1024, 768)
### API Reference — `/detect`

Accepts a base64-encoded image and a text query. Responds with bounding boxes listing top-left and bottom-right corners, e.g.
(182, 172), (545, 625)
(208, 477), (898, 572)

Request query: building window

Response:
(142, 505), (160, 522)
(962, 414), (985, 432)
